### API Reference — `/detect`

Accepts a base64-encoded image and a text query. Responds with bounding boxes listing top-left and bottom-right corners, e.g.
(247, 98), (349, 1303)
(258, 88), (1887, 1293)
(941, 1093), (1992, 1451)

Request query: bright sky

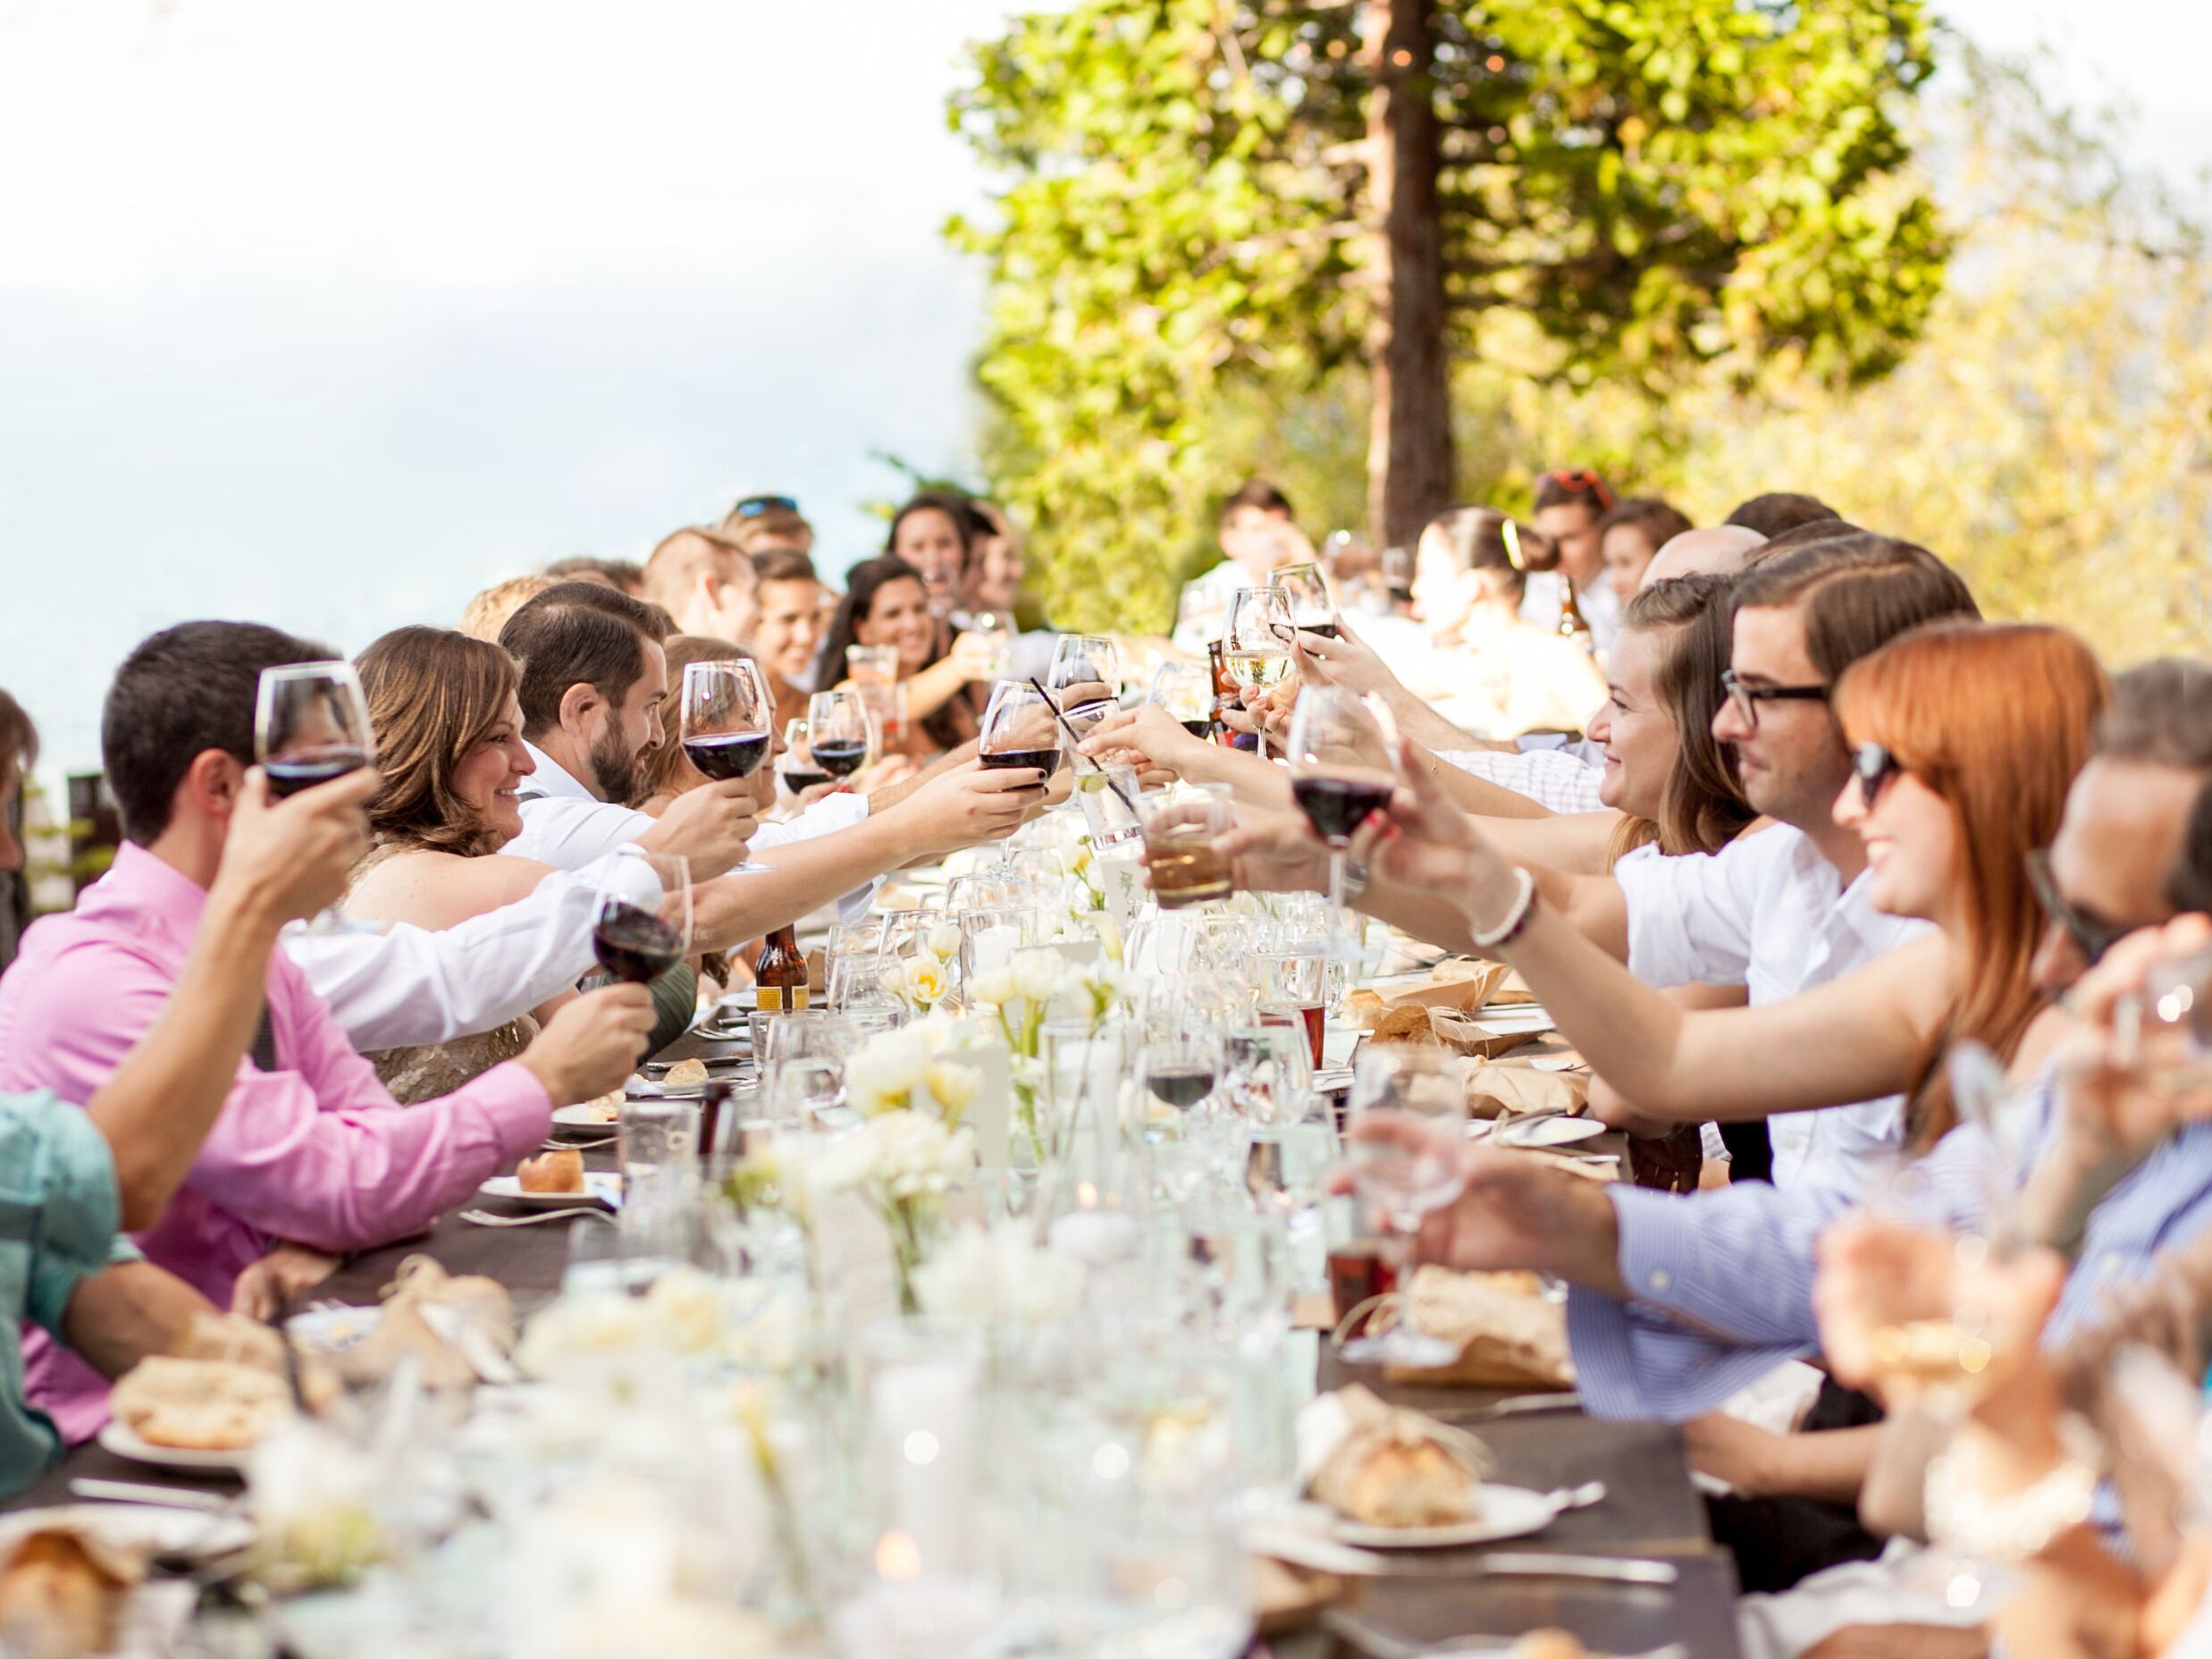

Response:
(2, 0), (2207, 787)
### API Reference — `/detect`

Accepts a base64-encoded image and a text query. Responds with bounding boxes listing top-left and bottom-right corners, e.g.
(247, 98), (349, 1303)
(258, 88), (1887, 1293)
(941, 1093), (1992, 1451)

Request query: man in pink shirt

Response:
(0, 622), (653, 1441)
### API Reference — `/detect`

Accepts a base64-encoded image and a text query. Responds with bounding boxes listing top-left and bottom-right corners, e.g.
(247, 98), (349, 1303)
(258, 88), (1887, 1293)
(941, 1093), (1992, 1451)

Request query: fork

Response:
(545, 1134), (618, 1150)
(459, 1207), (614, 1227)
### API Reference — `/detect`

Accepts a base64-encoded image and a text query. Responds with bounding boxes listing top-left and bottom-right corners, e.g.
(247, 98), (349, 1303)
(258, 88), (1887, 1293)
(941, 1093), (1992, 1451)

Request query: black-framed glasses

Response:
(732, 494), (799, 518)
(2024, 847), (2128, 968)
(1852, 742), (1904, 805)
(1720, 669), (1829, 732)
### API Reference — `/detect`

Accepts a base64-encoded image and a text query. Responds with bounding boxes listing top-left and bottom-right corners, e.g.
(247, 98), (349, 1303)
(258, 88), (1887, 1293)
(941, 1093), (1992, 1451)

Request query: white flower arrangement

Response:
(516, 1265), (734, 1374)
(842, 1025), (983, 1126)
(913, 1222), (1088, 1327)
(806, 1107), (978, 1314)
(877, 930), (958, 1013)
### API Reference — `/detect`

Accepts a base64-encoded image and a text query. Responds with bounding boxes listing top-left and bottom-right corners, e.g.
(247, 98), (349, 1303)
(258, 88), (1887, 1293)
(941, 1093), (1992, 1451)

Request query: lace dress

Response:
(349, 844), (539, 1105)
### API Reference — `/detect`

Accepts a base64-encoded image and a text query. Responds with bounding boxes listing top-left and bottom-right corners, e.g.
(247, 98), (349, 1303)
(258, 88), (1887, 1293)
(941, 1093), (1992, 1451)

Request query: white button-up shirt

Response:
(1612, 826), (1928, 1191)
(1438, 747), (1608, 815)
(282, 846), (660, 1051)
(504, 743), (877, 918)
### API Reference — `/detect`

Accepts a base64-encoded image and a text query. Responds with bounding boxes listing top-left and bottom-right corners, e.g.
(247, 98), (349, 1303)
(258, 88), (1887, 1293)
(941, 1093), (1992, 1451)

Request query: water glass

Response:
(958, 905), (1037, 987)
(1339, 1046), (1468, 1368)
(761, 1057), (845, 1129)
(1074, 762), (1143, 853)
(845, 644), (899, 686)
(753, 1008), (858, 1064)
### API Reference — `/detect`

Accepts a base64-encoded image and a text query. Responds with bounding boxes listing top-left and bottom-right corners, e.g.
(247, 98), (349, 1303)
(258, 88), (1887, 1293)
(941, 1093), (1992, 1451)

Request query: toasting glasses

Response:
(254, 661), (377, 933)
(679, 660), (778, 874)
(1285, 685), (1394, 952)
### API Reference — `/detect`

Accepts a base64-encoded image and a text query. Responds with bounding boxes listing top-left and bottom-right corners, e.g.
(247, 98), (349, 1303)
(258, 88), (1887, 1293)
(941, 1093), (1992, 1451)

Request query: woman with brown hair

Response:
(819, 555), (989, 762)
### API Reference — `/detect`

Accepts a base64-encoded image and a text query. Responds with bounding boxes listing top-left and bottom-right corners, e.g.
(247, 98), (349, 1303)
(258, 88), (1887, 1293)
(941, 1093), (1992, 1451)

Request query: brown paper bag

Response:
(1465, 1061), (1590, 1121)
(1348, 963), (1510, 1030)
(1487, 968), (1537, 1006)
(1380, 1267), (1577, 1389)
(1426, 1008), (1537, 1060)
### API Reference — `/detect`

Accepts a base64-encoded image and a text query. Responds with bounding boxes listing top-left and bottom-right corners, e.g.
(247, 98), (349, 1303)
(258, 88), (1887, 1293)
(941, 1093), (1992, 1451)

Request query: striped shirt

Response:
(1437, 746), (1608, 815)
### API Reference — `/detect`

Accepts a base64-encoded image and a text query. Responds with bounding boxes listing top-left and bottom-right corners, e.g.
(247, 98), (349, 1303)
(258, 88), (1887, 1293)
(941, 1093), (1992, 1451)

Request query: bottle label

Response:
(756, 987), (784, 1013)
(790, 986), (811, 1010)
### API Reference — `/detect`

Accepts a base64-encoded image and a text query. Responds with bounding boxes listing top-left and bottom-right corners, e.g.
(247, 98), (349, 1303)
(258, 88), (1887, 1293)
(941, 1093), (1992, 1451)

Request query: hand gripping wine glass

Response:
(1285, 684), (1394, 951)
(1047, 634), (1121, 702)
(592, 846), (694, 989)
(804, 689), (874, 784)
(1224, 587), (1295, 760)
(254, 661), (378, 934)
(1267, 561), (1340, 641)
(976, 680), (1064, 781)
(1340, 1046), (1468, 1368)
(1147, 660), (1217, 741)
(679, 658), (778, 875)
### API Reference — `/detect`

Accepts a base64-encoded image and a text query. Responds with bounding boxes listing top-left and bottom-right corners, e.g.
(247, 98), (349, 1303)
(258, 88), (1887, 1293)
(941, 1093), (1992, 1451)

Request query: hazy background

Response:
(3, 0), (2207, 792)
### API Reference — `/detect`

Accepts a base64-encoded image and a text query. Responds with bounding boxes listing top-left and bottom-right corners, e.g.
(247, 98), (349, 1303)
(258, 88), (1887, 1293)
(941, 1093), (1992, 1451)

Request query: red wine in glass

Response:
(265, 745), (371, 798)
(593, 902), (684, 985)
(1180, 717), (1216, 741)
(1146, 1064), (1216, 1110)
(683, 731), (770, 780)
(1326, 1240), (1398, 1324)
(1291, 772), (1394, 842)
(1262, 1000), (1327, 1069)
(780, 765), (833, 794)
(980, 747), (1063, 779)
(811, 739), (869, 779)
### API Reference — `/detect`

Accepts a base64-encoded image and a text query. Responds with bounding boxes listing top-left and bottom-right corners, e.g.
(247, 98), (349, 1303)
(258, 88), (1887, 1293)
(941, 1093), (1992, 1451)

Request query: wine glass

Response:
(680, 659), (778, 875)
(804, 690), (873, 784)
(1141, 1003), (1225, 1130)
(254, 661), (377, 933)
(1048, 635), (1120, 702)
(1147, 661), (1216, 741)
(592, 846), (693, 989)
(977, 681), (1064, 782)
(778, 719), (828, 797)
(1267, 561), (1339, 641)
(1285, 685), (1393, 947)
(966, 613), (1017, 680)
(1339, 1046), (1468, 1368)
(1224, 588), (1294, 759)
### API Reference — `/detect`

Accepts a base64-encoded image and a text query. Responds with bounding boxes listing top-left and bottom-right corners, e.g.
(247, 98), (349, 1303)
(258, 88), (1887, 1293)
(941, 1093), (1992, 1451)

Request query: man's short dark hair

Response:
(752, 547), (820, 586)
(542, 555), (646, 594)
(2096, 662), (2212, 915)
(1749, 518), (1865, 561)
(1725, 493), (1841, 538)
(1731, 533), (1981, 683)
(102, 621), (332, 846)
(499, 581), (673, 739)
(1218, 478), (1293, 524)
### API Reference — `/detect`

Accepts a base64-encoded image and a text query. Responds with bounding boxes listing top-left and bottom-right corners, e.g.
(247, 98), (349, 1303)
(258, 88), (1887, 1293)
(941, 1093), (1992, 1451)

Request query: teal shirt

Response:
(0, 1091), (137, 1496)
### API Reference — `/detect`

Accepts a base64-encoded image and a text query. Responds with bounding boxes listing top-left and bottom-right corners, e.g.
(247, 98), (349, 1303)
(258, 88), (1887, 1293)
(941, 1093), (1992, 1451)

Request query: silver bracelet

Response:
(1923, 1412), (2099, 1562)
(1468, 865), (1537, 950)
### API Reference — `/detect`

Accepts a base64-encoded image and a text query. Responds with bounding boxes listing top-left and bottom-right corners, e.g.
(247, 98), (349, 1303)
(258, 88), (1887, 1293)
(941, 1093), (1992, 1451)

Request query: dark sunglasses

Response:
(732, 494), (799, 518)
(1852, 742), (1904, 804)
(2024, 847), (2128, 968)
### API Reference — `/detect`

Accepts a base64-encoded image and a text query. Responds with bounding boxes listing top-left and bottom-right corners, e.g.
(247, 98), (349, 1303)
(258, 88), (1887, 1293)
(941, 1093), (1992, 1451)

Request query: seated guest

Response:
(819, 556), (992, 762)
(629, 636), (789, 822)
(1727, 492), (1843, 539)
(638, 526), (761, 647)
(749, 548), (827, 732)
(1523, 467), (1622, 650)
(1638, 524), (1768, 589)
(458, 573), (558, 644)
(963, 500), (1028, 620)
(887, 490), (992, 622)
(1596, 497), (1695, 606)
(0, 621), (657, 1442)
(542, 554), (646, 596)
(1404, 505), (1608, 737)
(1172, 479), (1313, 653)
(718, 493), (814, 557)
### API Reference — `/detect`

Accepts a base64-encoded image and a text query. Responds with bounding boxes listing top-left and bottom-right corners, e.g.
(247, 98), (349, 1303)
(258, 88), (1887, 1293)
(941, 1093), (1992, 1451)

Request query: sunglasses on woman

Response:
(2023, 847), (2128, 968)
(1851, 742), (1904, 805)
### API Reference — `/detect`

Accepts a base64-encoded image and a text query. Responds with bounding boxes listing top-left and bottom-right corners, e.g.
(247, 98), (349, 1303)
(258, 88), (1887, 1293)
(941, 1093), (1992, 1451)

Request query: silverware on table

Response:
(70, 1478), (231, 1512)
(458, 1207), (615, 1227)
(1462, 1550), (1678, 1586)
(1431, 1391), (1585, 1422)
(545, 1134), (618, 1151)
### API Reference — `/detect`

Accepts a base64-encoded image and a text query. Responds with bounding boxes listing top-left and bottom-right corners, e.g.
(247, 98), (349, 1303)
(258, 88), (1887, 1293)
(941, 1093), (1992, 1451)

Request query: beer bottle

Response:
(1207, 639), (1257, 753)
(753, 924), (810, 1013)
(1555, 577), (1594, 653)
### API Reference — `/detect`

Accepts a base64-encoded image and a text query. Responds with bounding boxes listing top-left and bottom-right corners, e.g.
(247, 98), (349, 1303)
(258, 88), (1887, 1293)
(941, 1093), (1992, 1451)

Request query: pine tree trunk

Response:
(1361, 0), (1453, 550)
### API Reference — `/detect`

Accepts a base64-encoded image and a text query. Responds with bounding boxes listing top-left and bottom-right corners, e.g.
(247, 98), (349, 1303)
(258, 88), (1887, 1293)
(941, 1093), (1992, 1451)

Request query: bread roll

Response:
(517, 1149), (585, 1193)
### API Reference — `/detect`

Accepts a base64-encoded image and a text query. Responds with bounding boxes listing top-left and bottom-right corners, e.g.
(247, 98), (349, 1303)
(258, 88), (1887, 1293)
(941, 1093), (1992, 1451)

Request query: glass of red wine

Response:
(1339, 1045), (1468, 1368)
(1140, 996), (1225, 1139)
(1147, 661), (1216, 742)
(254, 661), (377, 933)
(976, 681), (1064, 781)
(1284, 685), (1393, 951)
(592, 846), (694, 990)
(680, 659), (778, 876)
(1268, 561), (1340, 642)
(778, 718), (831, 797)
(804, 690), (873, 784)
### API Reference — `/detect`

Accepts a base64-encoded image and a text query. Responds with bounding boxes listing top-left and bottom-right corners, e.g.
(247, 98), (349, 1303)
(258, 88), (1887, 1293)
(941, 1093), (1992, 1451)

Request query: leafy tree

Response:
(949, 0), (1948, 631)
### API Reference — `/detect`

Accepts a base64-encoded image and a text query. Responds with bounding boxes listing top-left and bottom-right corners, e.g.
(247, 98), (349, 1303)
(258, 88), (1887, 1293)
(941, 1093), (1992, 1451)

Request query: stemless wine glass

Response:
(591, 846), (694, 990)
(680, 659), (778, 874)
(1146, 661), (1217, 741)
(1047, 635), (1121, 701)
(1224, 588), (1294, 760)
(254, 661), (378, 933)
(1285, 685), (1394, 946)
(1267, 562), (1340, 641)
(805, 689), (874, 784)
(977, 681), (1064, 782)
(1339, 1045), (1468, 1368)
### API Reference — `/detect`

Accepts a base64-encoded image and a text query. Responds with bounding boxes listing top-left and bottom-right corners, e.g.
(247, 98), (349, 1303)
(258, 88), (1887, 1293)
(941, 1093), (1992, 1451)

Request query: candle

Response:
(867, 1355), (979, 1571)
(1047, 1207), (1141, 1266)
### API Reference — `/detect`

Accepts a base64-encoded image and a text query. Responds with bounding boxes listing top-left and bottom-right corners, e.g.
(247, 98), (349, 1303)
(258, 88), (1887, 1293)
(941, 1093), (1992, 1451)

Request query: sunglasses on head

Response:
(2024, 847), (2129, 968)
(733, 494), (799, 518)
(1852, 742), (1904, 804)
(1537, 469), (1616, 510)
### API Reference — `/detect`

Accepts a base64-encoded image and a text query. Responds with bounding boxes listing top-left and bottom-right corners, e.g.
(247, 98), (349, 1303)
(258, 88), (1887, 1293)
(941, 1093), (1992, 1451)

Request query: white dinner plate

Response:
(551, 1103), (623, 1131)
(1474, 1115), (1608, 1150)
(97, 1420), (255, 1475)
(0, 1502), (255, 1562)
(284, 1302), (381, 1352)
(1331, 1482), (1565, 1548)
(477, 1171), (622, 1209)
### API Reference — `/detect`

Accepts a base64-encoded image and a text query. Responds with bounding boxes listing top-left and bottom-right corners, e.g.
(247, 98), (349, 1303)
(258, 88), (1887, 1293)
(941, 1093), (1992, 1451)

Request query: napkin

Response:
(1378, 1267), (1576, 1390)
(1465, 1060), (1590, 1121)
(1346, 961), (1510, 1029)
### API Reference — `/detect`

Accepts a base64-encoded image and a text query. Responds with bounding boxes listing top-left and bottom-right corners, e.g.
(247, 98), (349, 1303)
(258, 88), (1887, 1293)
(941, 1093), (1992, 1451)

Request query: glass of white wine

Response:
(1224, 587), (1294, 760)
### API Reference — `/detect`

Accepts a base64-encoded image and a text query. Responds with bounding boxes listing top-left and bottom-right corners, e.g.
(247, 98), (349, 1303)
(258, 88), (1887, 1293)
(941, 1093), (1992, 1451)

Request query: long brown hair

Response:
(1835, 621), (2109, 1149)
(1605, 574), (1755, 865)
(356, 627), (524, 857)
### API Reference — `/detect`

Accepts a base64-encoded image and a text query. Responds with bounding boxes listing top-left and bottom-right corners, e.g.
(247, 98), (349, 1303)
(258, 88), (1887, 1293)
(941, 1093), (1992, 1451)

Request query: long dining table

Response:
(14, 1019), (1745, 1658)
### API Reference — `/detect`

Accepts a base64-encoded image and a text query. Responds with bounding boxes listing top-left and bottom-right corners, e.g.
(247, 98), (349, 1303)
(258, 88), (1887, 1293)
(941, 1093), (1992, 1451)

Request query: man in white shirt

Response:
(497, 583), (1048, 946)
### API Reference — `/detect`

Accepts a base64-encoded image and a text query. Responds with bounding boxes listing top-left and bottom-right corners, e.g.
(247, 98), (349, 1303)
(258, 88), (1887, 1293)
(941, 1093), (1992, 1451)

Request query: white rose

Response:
(646, 1267), (724, 1354)
(922, 1059), (980, 1120)
(1012, 945), (1066, 1003)
(904, 955), (949, 1006)
(927, 920), (963, 960)
(876, 964), (905, 998)
(969, 966), (1016, 1006)
(865, 1031), (929, 1096)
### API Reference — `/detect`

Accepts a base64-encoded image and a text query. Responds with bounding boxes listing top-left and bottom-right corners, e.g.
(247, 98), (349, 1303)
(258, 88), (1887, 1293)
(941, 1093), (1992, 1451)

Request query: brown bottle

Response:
(1555, 577), (1594, 653)
(753, 924), (810, 1013)
(1207, 640), (1255, 752)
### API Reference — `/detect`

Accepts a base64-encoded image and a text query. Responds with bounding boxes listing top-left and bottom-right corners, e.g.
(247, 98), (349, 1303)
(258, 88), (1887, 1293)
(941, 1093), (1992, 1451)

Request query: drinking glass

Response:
(1267, 561), (1340, 641)
(1224, 1019), (1312, 1128)
(1146, 660), (1216, 742)
(761, 1057), (847, 1129)
(778, 718), (830, 797)
(1076, 762), (1143, 854)
(1379, 543), (1415, 603)
(1285, 684), (1393, 945)
(805, 689), (874, 783)
(845, 644), (899, 686)
(1135, 782), (1233, 911)
(966, 613), (1017, 679)
(254, 661), (377, 933)
(590, 846), (692, 987)
(1047, 635), (1120, 701)
(977, 680), (1064, 782)
(1057, 696), (1120, 775)
(753, 1009), (858, 1065)
(1224, 588), (1294, 759)
(680, 659), (778, 874)
(1339, 1046), (1468, 1368)
(1139, 1003), (1224, 1128)
(1257, 951), (1331, 1069)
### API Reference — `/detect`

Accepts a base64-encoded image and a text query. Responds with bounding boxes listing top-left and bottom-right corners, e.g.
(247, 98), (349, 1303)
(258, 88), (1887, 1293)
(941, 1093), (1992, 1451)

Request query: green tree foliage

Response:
(949, 0), (1948, 631)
